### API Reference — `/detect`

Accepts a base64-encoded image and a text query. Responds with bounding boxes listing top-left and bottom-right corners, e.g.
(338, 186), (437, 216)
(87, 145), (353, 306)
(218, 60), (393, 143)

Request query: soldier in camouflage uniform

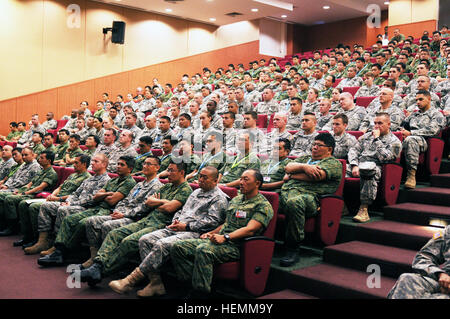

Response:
(0, 147), (41, 234)
(34, 153), (110, 257)
(219, 131), (261, 188)
(360, 88), (405, 132)
(0, 151), (57, 238)
(54, 134), (84, 167)
(132, 136), (154, 175)
(242, 112), (269, 155)
(31, 132), (46, 157)
(337, 92), (367, 131)
(170, 169), (273, 297)
(388, 226), (450, 299)
(254, 88), (280, 115)
(336, 67), (364, 89)
(83, 156), (163, 268)
(348, 113), (402, 222)
(290, 112), (319, 157)
(330, 114), (358, 160)
(401, 76), (441, 112)
(354, 72), (381, 98)
(107, 130), (138, 173)
(53, 129), (70, 162)
(401, 90), (446, 189)
(157, 136), (176, 175)
(265, 113), (294, 154)
(260, 139), (292, 193)
(0, 146), (16, 182)
(78, 161), (192, 285)
(188, 132), (226, 183)
(280, 133), (342, 267)
(38, 156), (136, 267)
(286, 97), (304, 131)
(91, 128), (117, 161)
(23, 154), (92, 255)
(108, 166), (229, 297)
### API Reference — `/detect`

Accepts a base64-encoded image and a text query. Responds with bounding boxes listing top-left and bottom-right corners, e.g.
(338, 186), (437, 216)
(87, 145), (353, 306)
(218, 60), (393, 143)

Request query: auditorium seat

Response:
(342, 87), (360, 97)
(355, 96), (376, 108)
(151, 149), (163, 157)
(214, 191), (279, 296)
(333, 78), (342, 88)
(257, 114), (268, 128)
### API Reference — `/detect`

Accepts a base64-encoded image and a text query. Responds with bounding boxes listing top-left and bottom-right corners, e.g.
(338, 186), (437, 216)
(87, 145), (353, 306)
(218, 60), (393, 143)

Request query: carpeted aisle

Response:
(0, 235), (137, 299)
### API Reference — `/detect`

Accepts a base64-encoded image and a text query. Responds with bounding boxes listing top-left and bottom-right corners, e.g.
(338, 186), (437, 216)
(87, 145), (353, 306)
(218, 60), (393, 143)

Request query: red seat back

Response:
(336, 159), (346, 197)
(342, 87), (360, 98)
(257, 114), (268, 128)
(348, 131), (364, 140)
(259, 191), (279, 239)
(151, 149), (163, 157)
(355, 96), (376, 108)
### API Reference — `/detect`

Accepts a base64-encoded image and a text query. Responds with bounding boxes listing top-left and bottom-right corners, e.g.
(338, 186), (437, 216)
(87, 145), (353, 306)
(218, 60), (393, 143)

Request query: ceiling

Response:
(93, 0), (390, 26)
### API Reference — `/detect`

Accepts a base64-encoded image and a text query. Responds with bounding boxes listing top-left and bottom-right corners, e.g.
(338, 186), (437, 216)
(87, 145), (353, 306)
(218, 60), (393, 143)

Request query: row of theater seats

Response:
(35, 163), (346, 296)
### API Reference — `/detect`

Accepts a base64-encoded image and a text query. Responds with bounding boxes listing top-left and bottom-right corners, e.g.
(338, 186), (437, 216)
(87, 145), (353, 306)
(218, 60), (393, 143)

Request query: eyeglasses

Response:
(312, 143), (328, 148)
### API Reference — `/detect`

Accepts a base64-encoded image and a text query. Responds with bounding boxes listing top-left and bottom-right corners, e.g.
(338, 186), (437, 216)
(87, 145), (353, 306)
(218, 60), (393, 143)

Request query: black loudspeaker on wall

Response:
(112, 21), (126, 44)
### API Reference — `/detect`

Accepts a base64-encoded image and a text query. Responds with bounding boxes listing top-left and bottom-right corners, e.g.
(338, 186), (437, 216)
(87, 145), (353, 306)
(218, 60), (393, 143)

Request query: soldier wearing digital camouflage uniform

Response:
(280, 132), (342, 267)
(348, 113), (402, 223)
(401, 90), (446, 189)
(108, 166), (229, 297)
(260, 139), (292, 193)
(170, 169), (273, 298)
(388, 226), (450, 299)
(78, 160), (192, 286)
(34, 153), (110, 257)
(23, 154), (92, 255)
(330, 114), (357, 160)
(290, 112), (319, 157)
(37, 156), (137, 267)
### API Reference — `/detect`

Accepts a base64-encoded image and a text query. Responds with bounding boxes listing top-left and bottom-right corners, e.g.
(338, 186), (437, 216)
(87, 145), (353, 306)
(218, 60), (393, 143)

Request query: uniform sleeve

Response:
(348, 138), (363, 166)
(115, 178), (137, 197)
(412, 228), (449, 280)
(185, 194), (227, 233)
(410, 111), (445, 137)
(251, 201), (274, 230)
(172, 184), (193, 206)
(318, 158), (342, 182)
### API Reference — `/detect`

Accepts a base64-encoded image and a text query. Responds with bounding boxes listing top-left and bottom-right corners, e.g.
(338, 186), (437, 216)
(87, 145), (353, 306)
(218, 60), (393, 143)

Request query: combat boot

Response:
(109, 267), (145, 294)
(24, 232), (49, 255)
(404, 168), (416, 189)
(81, 247), (98, 269)
(137, 272), (166, 298)
(353, 204), (370, 223)
(40, 246), (56, 257)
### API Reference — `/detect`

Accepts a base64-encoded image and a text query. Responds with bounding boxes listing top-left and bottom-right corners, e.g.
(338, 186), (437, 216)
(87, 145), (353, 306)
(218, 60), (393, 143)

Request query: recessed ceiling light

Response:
(251, 8), (259, 12)
(281, 15), (287, 18)
(323, 6), (330, 9)
(209, 18), (216, 22)
(384, 1), (390, 5)
(165, 8), (173, 12)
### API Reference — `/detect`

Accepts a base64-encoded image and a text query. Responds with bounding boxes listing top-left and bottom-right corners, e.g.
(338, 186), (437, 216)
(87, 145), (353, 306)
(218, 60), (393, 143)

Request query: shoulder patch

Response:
(433, 231), (443, 240)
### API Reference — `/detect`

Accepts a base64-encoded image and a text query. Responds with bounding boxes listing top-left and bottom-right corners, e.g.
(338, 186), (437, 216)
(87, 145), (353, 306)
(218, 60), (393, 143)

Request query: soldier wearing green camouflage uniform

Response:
(219, 131), (261, 187)
(37, 156), (136, 267)
(78, 161), (193, 285)
(54, 129), (70, 162)
(388, 226), (450, 299)
(280, 133), (342, 267)
(170, 169), (274, 295)
(108, 166), (229, 297)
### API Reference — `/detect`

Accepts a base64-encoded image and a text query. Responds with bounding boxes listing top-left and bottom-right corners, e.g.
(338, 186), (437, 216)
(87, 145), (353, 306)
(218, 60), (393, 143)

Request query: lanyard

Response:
(199, 152), (223, 170)
(307, 158), (321, 165)
(136, 151), (152, 160)
(266, 158), (286, 175)
(231, 153), (250, 169)
(161, 154), (170, 162)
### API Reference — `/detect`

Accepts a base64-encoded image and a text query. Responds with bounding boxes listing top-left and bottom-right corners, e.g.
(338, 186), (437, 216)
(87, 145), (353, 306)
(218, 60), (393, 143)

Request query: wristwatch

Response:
(224, 234), (231, 242)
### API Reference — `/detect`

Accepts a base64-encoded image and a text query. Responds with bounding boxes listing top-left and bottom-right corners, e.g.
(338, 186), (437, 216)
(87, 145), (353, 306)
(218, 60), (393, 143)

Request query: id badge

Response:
(235, 210), (247, 218)
(263, 176), (271, 183)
